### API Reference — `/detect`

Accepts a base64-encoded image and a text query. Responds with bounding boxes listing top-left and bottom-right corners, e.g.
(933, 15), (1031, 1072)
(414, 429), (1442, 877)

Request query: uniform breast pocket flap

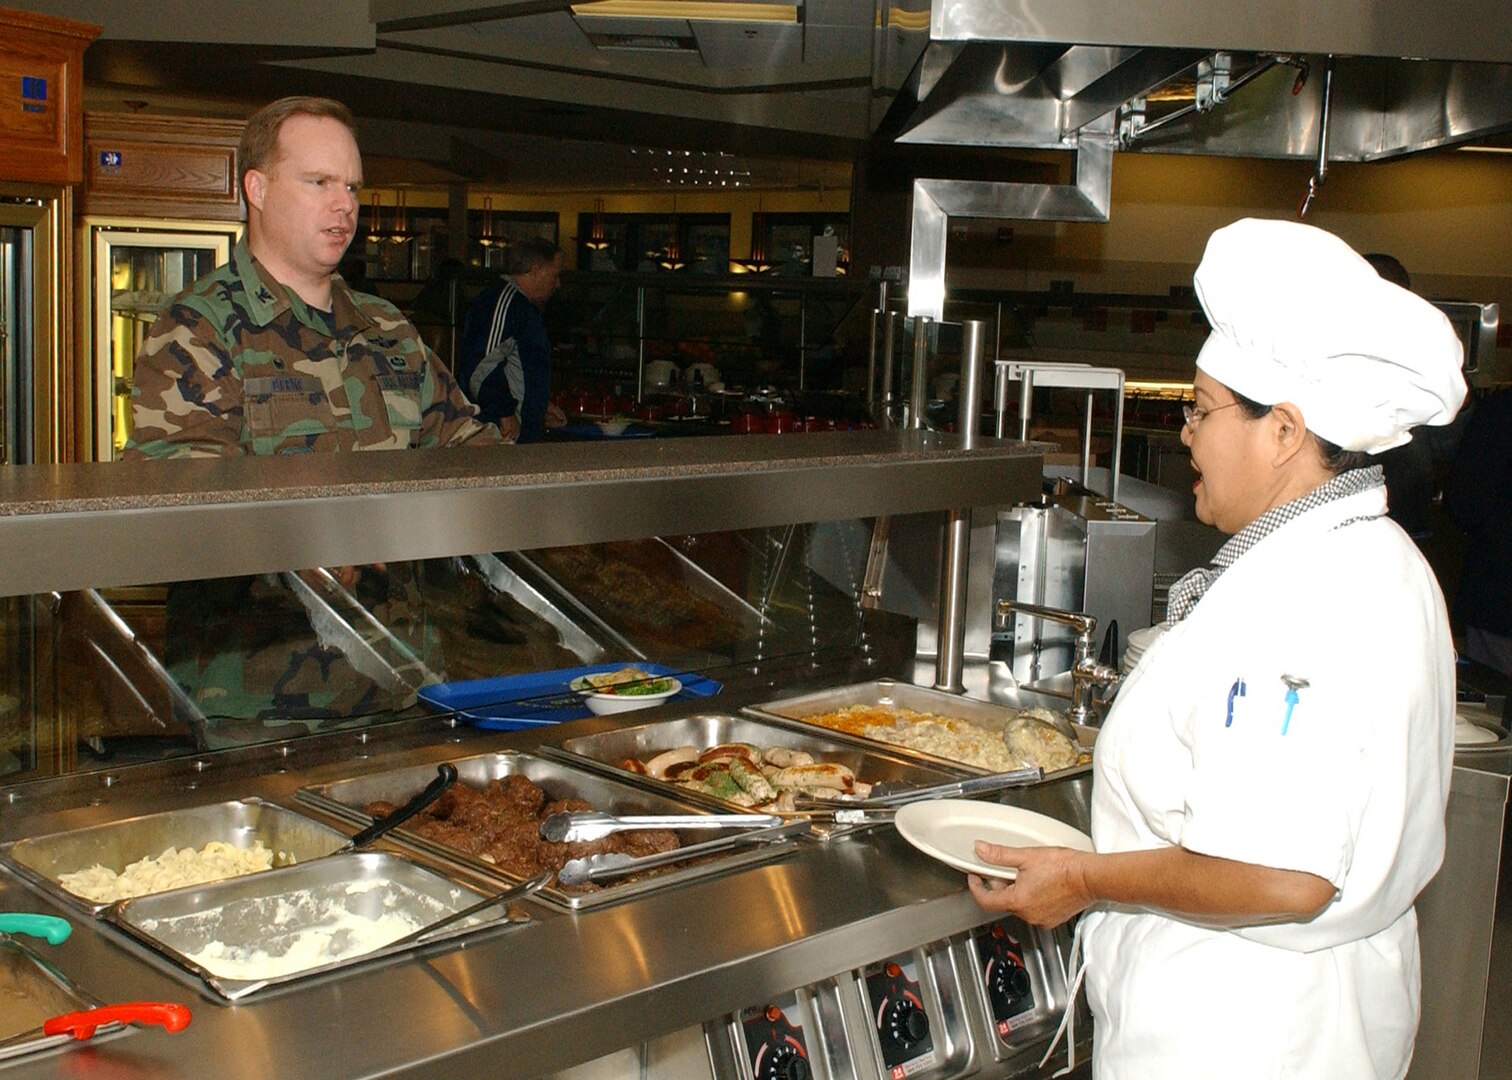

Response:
(243, 374), (334, 438)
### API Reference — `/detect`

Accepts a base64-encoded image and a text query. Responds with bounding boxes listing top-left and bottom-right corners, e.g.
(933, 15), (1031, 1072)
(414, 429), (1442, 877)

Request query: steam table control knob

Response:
(886, 999), (931, 1047)
(991, 962), (1032, 1005)
(775, 1053), (810, 1080)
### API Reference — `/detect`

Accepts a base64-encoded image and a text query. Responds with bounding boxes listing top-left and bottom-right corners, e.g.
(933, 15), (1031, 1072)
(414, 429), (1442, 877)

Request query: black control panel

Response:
(863, 955), (937, 1078)
(740, 997), (814, 1080)
(972, 921), (1036, 1045)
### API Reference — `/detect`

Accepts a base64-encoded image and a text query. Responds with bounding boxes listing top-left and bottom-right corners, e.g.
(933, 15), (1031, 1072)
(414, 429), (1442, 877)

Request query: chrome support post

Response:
(934, 319), (987, 693)
(909, 317), (931, 430)
(865, 281), (887, 409)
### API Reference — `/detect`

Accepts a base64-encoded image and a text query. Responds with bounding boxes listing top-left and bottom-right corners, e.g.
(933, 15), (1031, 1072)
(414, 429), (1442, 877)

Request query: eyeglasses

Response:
(1181, 401), (1241, 429)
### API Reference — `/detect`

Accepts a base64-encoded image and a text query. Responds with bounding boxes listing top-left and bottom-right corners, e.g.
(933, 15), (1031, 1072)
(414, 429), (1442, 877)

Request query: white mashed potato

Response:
(184, 902), (423, 980)
(59, 840), (276, 903)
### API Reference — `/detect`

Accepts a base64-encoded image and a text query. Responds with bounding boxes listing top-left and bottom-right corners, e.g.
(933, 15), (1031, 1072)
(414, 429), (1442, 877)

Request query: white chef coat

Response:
(1082, 484), (1454, 1080)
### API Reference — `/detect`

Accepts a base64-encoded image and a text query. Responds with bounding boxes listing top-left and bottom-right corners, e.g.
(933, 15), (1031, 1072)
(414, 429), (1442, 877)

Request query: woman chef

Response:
(969, 218), (1466, 1080)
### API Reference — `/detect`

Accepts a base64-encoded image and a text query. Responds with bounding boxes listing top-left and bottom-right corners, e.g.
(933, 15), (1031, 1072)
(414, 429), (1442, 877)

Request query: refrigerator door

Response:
(0, 192), (67, 468)
(87, 222), (237, 459)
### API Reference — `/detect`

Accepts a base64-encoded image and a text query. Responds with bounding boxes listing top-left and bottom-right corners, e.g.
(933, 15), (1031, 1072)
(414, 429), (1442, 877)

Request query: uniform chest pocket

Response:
(243, 375), (336, 442)
(377, 371), (425, 446)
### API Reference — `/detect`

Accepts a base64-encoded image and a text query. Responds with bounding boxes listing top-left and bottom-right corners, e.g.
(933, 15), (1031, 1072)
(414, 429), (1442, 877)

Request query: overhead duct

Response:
(893, 0), (1512, 317)
(907, 136), (1112, 319)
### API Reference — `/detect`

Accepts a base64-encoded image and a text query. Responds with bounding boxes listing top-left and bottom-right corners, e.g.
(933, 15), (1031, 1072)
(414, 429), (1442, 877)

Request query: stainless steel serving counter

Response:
(0, 701), (1088, 1079)
(0, 430), (1044, 596)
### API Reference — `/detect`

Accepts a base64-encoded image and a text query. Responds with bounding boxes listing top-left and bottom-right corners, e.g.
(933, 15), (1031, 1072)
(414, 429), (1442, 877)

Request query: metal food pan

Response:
(297, 751), (800, 910)
(549, 712), (967, 818)
(744, 679), (1092, 777)
(0, 798), (354, 917)
(0, 940), (115, 1060)
(107, 852), (516, 1003)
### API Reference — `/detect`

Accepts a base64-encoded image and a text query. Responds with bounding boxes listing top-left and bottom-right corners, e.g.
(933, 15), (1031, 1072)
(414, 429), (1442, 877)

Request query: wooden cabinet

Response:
(81, 113), (246, 221)
(0, 7), (97, 185)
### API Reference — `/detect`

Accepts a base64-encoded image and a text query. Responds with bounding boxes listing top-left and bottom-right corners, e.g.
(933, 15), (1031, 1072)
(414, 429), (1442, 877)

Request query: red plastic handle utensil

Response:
(42, 1002), (192, 1040)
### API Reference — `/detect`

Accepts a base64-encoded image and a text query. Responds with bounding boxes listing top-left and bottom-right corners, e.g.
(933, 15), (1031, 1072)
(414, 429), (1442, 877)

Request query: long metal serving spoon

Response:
(385, 870), (553, 950)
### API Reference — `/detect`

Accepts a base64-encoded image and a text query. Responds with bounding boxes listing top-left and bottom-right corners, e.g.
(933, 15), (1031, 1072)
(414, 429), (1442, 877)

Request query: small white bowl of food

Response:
(571, 667), (683, 715)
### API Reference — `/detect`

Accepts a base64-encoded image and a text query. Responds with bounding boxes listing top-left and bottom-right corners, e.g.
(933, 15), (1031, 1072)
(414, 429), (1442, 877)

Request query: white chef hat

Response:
(1193, 218), (1466, 454)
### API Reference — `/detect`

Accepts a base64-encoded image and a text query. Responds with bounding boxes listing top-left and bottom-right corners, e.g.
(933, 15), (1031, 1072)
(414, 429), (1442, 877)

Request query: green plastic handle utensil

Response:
(0, 914), (72, 945)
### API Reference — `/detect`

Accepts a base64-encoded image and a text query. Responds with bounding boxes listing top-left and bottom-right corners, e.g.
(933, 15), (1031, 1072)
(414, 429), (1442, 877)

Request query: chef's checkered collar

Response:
(1166, 465), (1385, 623)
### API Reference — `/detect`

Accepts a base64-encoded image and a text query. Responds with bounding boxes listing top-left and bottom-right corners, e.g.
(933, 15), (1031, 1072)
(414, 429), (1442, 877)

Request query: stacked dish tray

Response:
(743, 679), (1096, 779)
(0, 799), (521, 1003)
(545, 712), (967, 834)
(296, 751), (805, 911)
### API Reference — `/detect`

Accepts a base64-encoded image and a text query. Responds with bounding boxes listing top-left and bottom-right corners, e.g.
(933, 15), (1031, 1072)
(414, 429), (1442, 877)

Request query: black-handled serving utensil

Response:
(274, 763), (458, 867)
(345, 763), (459, 850)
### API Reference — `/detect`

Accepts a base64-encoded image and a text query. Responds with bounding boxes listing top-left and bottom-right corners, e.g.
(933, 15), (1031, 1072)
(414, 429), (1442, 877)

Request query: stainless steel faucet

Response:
(995, 600), (1121, 728)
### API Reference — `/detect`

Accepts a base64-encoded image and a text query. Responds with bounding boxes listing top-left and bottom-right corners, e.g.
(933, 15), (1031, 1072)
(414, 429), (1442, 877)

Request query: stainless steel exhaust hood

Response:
(896, 0), (1512, 316)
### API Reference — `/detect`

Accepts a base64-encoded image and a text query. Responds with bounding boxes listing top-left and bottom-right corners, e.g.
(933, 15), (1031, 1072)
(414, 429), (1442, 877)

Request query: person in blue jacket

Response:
(457, 236), (565, 442)
(1445, 385), (1512, 676)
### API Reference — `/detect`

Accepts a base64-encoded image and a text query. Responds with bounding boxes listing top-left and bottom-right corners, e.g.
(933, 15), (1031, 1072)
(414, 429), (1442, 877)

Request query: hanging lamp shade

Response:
(479, 195), (498, 248)
(737, 207), (776, 273)
(583, 197), (611, 251)
(366, 191), (387, 242)
(656, 195), (685, 270)
(657, 230), (686, 271)
(388, 190), (412, 244)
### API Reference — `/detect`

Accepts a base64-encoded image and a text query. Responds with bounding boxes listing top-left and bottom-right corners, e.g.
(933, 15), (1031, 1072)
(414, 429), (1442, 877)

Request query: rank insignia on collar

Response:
(257, 287), (273, 302)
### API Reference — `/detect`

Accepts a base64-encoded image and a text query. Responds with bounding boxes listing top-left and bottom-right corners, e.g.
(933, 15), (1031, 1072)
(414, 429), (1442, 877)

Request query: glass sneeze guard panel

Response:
(7, 523), (895, 778)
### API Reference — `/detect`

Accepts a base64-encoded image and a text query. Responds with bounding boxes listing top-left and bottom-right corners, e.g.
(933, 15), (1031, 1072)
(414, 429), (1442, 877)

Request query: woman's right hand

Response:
(967, 842), (1095, 928)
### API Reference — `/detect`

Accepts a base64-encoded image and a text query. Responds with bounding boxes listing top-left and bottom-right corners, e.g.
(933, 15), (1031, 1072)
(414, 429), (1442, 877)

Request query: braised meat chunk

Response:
(360, 772), (684, 891)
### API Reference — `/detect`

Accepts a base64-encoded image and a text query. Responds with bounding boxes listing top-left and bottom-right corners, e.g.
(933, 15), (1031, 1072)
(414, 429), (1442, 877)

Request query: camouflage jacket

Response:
(125, 241), (500, 458)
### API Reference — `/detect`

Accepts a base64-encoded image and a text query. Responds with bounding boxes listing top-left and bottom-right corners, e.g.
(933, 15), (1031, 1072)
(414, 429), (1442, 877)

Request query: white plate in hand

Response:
(894, 799), (1093, 881)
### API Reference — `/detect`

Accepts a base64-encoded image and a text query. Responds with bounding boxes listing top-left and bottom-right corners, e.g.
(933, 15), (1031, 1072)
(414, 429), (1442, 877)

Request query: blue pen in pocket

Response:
(1225, 677), (1246, 727)
(1280, 675), (1309, 735)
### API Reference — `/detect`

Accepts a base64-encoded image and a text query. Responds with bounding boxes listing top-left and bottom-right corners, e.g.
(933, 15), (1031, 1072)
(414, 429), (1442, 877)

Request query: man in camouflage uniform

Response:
(123, 96), (500, 746)
(126, 97), (498, 457)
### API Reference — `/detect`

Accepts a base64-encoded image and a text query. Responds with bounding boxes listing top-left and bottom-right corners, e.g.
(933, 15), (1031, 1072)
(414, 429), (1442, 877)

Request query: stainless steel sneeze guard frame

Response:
(0, 432), (1044, 597)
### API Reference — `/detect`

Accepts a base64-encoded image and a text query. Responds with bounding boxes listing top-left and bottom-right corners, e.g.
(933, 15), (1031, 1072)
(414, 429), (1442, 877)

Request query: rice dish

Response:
(800, 704), (1087, 772)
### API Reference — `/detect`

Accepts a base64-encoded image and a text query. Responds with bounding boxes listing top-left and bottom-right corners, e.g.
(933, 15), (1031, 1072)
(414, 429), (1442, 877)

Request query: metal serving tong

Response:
(557, 819), (810, 887)
(540, 811), (784, 844)
(0, 915), (71, 946)
(793, 766), (1043, 818)
(386, 870), (551, 951)
(0, 1002), (191, 1051)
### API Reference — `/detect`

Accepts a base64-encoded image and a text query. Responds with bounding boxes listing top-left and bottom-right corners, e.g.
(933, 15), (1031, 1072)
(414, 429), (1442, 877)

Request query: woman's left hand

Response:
(967, 842), (1095, 928)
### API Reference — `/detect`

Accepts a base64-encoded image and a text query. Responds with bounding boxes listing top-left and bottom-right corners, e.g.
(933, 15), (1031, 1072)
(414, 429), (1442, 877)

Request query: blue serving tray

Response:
(418, 663), (722, 731)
